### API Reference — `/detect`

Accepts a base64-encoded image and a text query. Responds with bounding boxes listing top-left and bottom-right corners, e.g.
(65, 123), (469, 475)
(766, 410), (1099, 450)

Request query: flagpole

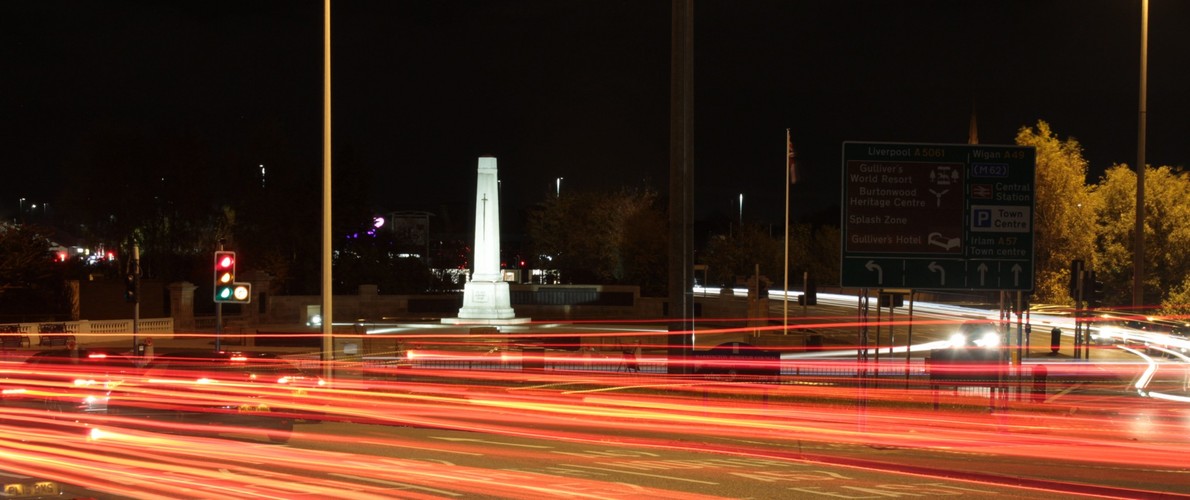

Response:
(783, 129), (790, 335)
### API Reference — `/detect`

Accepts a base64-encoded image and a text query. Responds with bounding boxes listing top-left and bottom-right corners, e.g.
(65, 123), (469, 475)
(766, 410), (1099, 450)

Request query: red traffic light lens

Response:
(215, 251), (236, 282)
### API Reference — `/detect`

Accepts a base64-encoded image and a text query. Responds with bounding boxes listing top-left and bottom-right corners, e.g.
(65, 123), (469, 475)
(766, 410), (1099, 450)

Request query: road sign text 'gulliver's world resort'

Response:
(840, 142), (1036, 291)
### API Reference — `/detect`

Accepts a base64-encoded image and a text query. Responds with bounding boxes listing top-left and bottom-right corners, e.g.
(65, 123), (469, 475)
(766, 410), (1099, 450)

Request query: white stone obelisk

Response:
(445, 156), (526, 324)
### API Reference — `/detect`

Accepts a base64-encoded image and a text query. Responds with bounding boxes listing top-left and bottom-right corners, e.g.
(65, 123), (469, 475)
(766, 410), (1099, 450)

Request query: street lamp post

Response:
(321, 0), (334, 383)
(738, 193), (743, 226)
(556, 177), (563, 197)
(18, 198), (25, 223)
(1134, 0), (1148, 309)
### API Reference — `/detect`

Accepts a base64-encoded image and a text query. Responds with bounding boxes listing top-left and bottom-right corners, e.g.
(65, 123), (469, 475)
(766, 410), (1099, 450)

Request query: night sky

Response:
(6, 1), (1188, 232)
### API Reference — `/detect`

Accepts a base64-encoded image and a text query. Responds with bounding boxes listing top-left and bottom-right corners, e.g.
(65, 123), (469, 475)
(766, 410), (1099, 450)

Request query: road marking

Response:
(564, 383), (699, 394)
(357, 439), (483, 456)
(430, 436), (553, 449)
(1045, 381), (1082, 403)
(557, 464), (719, 485)
(512, 382), (598, 391)
(328, 473), (463, 497)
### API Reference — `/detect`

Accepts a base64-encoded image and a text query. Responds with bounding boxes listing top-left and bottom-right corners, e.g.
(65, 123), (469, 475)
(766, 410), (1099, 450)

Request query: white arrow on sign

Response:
(865, 260), (883, 285)
(977, 263), (989, 286)
(1012, 263), (1022, 287)
(928, 261), (946, 286)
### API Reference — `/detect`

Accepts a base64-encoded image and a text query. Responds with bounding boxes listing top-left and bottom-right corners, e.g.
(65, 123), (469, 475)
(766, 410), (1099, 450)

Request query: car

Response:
(1127, 317), (1190, 356)
(106, 350), (322, 443)
(0, 348), (142, 419)
(928, 320), (1003, 382)
(1028, 304), (1076, 317)
(1, 349), (319, 443)
(948, 319), (1002, 351)
(1089, 312), (1187, 350)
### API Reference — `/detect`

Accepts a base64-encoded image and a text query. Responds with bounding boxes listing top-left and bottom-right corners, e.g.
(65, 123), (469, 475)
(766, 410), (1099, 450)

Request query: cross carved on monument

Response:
(481, 193), (488, 240)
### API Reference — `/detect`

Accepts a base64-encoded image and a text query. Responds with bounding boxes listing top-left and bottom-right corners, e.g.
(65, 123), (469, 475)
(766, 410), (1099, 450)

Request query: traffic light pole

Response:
(1075, 269), (1085, 361)
(215, 243), (224, 352)
(132, 243), (140, 350)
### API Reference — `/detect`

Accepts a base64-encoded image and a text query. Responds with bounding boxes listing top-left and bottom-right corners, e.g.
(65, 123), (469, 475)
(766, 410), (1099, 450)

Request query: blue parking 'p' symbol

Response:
(973, 209), (992, 228)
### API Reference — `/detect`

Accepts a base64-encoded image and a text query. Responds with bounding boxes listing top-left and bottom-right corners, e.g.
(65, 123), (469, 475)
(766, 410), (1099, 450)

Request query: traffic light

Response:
(1083, 270), (1105, 308)
(213, 251), (251, 303)
(216, 282), (251, 303)
(214, 251), (235, 286)
(1088, 276), (1105, 308)
(1068, 259), (1084, 298)
(125, 246), (140, 304)
(124, 272), (139, 303)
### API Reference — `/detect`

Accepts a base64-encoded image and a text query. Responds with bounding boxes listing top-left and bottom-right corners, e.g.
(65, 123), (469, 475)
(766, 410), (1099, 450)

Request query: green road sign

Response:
(840, 142), (1035, 291)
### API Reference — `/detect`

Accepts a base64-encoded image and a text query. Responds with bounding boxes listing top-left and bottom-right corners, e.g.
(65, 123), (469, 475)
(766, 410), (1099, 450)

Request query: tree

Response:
(618, 203), (668, 296)
(334, 229), (439, 295)
(1091, 164), (1190, 308)
(0, 224), (72, 322)
(784, 222), (840, 288)
(1161, 276), (1190, 316)
(700, 224), (782, 290)
(525, 188), (667, 294)
(1014, 121), (1096, 304)
(55, 125), (233, 288)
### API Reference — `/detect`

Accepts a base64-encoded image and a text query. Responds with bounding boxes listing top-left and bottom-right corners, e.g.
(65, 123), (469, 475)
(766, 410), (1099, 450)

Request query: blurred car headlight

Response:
(975, 331), (1000, 349)
(948, 333), (967, 348)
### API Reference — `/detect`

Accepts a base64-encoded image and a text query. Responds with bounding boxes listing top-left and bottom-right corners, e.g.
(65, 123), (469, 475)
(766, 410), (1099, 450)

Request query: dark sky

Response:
(5, 1), (1189, 231)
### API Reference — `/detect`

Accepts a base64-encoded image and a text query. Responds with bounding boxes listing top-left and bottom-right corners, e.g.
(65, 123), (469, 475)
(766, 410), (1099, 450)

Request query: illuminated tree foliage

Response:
(1014, 121), (1095, 304)
(1091, 164), (1190, 309)
(1162, 277), (1190, 316)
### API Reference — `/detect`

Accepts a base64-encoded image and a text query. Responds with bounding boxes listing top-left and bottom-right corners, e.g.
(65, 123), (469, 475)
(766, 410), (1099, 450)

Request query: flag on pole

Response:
(786, 128), (797, 184)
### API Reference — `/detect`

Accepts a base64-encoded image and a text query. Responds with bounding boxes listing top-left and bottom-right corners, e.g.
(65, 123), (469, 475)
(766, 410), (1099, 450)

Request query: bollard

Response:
(523, 347), (545, 372)
(1032, 364), (1047, 403)
(807, 334), (824, 351)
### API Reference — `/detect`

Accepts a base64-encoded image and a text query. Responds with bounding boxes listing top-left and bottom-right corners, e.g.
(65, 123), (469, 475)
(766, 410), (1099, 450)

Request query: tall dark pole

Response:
(1133, 0), (1148, 309)
(131, 243), (140, 349)
(667, 0), (694, 374)
(322, 0), (334, 382)
(215, 241), (223, 351)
